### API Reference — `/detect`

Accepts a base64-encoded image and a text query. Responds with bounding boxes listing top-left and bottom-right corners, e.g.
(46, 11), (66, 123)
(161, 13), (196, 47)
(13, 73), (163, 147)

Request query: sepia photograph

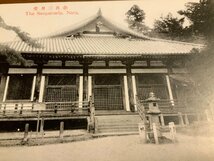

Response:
(0, 0), (214, 160)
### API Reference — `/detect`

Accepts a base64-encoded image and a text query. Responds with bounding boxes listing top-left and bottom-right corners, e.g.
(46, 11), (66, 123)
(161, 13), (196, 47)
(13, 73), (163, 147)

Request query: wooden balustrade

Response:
(0, 101), (90, 117)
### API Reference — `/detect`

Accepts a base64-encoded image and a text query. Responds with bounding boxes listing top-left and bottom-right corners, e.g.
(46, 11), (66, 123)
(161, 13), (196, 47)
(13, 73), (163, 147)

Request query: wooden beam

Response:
(88, 69), (126, 74)
(131, 69), (168, 73)
(8, 68), (37, 74)
(42, 69), (83, 74)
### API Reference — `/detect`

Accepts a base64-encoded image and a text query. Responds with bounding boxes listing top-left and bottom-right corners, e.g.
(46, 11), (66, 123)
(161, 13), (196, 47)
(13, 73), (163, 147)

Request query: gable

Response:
(45, 9), (150, 40)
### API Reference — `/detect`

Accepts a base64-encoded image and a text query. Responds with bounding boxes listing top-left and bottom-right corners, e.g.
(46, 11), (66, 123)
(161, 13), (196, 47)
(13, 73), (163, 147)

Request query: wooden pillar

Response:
(83, 64), (88, 101)
(79, 61), (92, 101)
(88, 76), (92, 100)
(34, 62), (47, 102)
(78, 76), (83, 108)
(38, 76), (45, 103)
(3, 76), (9, 102)
(34, 65), (43, 102)
(166, 75), (174, 106)
(0, 63), (9, 101)
(132, 75), (137, 111)
(123, 75), (130, 111)
(31, 76), (36, 101)
(123, 60), (135, 112)
(0, 75), (7, 102)
(40, 117), (45, 138)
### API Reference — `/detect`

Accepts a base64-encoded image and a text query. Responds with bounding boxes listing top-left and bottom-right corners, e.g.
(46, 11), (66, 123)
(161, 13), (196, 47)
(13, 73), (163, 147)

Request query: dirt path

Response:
(0, 134), (214, 161)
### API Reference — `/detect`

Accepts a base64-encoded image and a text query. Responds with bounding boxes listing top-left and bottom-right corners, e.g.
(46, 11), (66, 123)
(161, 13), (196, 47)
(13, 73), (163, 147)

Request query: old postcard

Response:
(0, 0), (213, 161)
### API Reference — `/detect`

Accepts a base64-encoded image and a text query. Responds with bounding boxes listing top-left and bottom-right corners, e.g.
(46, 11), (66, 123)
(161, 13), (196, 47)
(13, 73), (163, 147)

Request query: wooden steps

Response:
(95, 115), (143, 134)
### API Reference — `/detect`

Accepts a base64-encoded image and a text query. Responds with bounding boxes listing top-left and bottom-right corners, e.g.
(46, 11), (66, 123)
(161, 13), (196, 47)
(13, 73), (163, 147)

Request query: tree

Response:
(178, 0), (214, 42)
(0, 16), (41, 66)
(125, 5), (148, 32)
(181, 0), (214, 107)
(153, 13), (187, 39)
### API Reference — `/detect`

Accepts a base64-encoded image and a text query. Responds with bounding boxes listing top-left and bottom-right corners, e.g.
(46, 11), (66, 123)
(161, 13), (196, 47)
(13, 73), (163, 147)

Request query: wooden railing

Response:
(0, 101), (90, 117)
(139, 98), (198, 113)
(135, 95), (147, 123)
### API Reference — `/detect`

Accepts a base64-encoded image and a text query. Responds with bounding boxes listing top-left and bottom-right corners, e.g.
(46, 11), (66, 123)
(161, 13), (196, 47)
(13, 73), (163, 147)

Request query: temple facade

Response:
(0, 10), (204, 132)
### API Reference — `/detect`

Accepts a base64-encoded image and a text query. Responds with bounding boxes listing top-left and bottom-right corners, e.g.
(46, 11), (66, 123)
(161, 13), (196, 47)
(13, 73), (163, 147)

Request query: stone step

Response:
(97, 121), (141, 125)
(98, 123), (139, 127)
(92, 131), (138, 137)
(96, 115), (141, 119)
(98, 125), (139, 129)
(95, 114), (142, 134)
(97, 128), (138, 133)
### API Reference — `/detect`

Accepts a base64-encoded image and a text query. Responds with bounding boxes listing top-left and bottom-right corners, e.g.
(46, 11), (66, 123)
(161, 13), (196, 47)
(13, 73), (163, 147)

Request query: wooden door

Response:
(93, 74), (124, 110)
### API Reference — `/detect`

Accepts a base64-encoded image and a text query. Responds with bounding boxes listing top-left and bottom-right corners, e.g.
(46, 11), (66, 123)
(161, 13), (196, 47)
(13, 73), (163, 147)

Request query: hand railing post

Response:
(22, 123), (29, 143)
(88, 96), (95, 133)
(136, 95), (148, 143)
(36, 110), (41, 139)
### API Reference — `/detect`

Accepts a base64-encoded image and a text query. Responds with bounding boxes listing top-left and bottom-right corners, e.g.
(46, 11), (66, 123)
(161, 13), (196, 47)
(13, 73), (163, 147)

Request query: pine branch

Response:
(0, 16), (41, 48)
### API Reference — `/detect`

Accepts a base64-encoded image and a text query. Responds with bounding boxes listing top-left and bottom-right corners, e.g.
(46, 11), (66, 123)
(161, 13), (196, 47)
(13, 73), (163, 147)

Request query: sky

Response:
(0, 0), (199, 42)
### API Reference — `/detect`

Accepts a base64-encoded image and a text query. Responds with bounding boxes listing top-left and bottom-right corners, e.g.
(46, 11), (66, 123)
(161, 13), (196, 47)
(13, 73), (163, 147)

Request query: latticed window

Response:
(45, 75), (78, 103)
(93, 74), (123, 110)
(137, 74), (169, 100)
(7, 74), (34, 100)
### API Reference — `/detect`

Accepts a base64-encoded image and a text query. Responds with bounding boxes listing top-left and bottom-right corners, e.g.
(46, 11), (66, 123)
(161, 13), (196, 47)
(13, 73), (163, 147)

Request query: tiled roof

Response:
(5, 36), (203, 56)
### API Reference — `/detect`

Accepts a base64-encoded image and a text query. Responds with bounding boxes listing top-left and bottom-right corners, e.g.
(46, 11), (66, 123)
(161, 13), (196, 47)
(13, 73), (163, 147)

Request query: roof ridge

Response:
(147, 37), (205, 47)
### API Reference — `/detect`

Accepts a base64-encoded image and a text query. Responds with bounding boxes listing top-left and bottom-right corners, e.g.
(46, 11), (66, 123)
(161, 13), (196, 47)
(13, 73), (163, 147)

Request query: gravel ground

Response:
(0, 133), (214, 161)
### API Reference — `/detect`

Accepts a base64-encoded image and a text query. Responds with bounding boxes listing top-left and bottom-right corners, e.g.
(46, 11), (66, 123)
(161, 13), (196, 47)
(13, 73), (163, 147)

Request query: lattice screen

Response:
(44, 75), (78, 108)
(93, 75), (123, 110)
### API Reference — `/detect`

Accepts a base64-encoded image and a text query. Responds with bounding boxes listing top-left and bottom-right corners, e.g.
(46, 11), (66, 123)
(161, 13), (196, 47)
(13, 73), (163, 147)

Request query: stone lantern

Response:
(146, 92), (162, 137)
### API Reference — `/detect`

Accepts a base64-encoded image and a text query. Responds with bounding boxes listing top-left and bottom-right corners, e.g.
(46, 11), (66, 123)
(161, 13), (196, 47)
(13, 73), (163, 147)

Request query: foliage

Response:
(0, 16), (41, 65)
(181, 0), (214, 106)
(153, 13), (188, 39)
(0, 44), (26, 65)
(125, 5), (148, 32)
(153, 0), (214, 42)
(178, 0), (214, 42)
